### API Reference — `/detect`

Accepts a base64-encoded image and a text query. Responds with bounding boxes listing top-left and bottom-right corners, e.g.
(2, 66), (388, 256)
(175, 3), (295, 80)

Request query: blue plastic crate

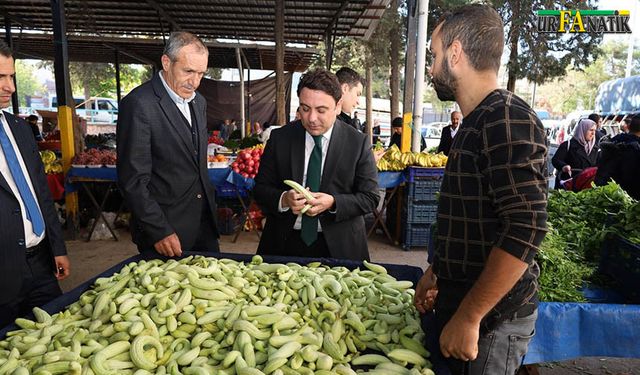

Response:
(600, 234), (640, 303)
(405, 201), (438, 224)
(402, 223), (431, 249)
(408, 179), (442, 201)
(405, 166), (445, 183)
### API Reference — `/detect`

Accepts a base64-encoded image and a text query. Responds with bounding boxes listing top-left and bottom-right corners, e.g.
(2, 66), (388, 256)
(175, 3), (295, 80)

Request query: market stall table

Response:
(65, 167), (254, 241)
(65, 167), (121, 241)
(368, 171), (405, 244)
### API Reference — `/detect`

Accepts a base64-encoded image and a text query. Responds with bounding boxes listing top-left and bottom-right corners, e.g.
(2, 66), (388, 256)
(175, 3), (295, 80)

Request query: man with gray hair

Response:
(118, 31), (220, 256)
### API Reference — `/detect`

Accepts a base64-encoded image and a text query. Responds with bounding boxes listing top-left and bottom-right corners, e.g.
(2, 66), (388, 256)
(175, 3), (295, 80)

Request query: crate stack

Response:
(402, 167), (444, 249)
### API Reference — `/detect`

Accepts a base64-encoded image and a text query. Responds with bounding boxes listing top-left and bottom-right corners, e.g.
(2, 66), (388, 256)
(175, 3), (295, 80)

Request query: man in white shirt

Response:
(437, 111), (463, 155)
(0, 40), (69, 328)
(253, 69), (379, 260)
(117, 32), (220, 257)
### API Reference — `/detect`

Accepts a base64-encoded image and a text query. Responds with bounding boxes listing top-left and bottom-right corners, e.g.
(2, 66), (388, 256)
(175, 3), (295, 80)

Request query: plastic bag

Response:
(87, 212), (117, 240)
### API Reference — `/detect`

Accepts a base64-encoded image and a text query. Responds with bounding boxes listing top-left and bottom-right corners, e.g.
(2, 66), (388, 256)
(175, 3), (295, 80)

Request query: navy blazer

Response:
(0, 111), (66, 305)
(117, 74), (219, 251)
(253, 120), (379, 261)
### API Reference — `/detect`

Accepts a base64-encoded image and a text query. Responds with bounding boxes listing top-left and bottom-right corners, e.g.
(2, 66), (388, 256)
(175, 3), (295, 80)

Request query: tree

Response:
(426, 1), (603, 92)
(15, 60), (46, 107)
(492, 0), (603, 91)
(38, 61), (152, 100)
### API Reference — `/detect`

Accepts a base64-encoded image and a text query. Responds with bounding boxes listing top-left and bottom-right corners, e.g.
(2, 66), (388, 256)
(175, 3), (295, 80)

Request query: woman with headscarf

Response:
(552, 118), (600, 189)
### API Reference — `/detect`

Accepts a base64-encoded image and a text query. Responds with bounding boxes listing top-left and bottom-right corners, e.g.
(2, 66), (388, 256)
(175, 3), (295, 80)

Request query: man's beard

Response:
(431, 56), (457, 102)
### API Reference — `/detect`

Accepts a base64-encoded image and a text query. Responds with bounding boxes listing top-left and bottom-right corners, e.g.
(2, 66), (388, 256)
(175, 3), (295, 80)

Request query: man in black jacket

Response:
(595, 114), (640, 199)
(254, 69), (379, 261)
(0, 41), (69, 328)
(117, 32), (219, 257)
(335, 67), (363, 131)
(437, 111), (462, 155)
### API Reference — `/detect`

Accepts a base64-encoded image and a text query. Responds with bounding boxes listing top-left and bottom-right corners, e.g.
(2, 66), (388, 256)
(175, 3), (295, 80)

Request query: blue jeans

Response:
(439, 309), (538, 375)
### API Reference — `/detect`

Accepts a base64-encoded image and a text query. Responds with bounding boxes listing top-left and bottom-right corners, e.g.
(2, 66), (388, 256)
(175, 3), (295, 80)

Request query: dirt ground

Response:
(59, 228), (640, 375)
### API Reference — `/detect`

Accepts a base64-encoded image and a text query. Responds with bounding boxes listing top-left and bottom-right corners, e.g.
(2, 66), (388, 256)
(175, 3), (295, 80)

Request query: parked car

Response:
(43, 96), (119, 124)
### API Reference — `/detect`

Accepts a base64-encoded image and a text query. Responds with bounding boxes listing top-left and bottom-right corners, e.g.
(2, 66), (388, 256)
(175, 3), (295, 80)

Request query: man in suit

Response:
(335, 67), (363, 131)
(117, 32), (219, 257)
(0, 41), (69, 328)
(437, 111), (462, 155)
(254, 69), (379, 261)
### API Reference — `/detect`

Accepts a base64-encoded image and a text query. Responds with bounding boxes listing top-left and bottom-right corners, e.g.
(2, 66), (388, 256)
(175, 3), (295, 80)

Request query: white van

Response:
(50, 96), (118, 123)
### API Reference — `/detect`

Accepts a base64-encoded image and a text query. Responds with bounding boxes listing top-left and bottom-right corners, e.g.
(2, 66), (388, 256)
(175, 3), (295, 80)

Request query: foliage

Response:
(15, 60), (46, 107)
(492, 0), (603, 90)
(206, 68), (223, 80)
(38, 61), (152, 99)
(308, 1), (408, 100)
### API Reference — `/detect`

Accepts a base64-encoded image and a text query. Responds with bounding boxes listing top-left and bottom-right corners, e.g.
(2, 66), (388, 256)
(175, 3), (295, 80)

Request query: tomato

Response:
(241, 172), (249, 178)
(247, 159), (255, 167)
(245, 166), (254, 174)
(233, 167), (240, 173)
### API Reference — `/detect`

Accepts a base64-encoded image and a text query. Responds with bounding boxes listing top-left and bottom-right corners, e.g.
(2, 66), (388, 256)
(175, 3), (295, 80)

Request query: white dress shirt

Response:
(159, 71), (195, 125)
(450, 126), (459, 138)
(0, 112), (45, 247)
(279, 125), (335, 230)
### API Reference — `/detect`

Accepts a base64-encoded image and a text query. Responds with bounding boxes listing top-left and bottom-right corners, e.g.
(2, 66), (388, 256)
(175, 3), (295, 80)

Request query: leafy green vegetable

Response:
(537, 182), (640, 302)
(537, 228), (593, 302)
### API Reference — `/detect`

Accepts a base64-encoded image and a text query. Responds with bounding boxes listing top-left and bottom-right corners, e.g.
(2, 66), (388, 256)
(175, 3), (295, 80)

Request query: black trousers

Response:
(0, 247), (62, 329)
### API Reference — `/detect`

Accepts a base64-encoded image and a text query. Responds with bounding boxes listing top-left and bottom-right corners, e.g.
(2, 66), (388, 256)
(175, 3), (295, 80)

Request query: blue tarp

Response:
(595, 75), (640, 115)
(523, 302), (640, 364)
(65, 167), (254, 193)
(377, 171), (405, 189)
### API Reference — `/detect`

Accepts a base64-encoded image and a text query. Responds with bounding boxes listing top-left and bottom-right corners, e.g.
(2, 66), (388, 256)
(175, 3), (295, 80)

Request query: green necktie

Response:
(301, 135), (323, 246)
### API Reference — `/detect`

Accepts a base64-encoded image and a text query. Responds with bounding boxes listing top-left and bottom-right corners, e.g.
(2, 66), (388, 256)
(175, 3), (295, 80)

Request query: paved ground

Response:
(59, 228), (639, 375)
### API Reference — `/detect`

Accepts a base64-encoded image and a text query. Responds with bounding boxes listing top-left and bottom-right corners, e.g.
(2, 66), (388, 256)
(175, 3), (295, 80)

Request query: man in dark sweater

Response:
(414, 5), (548, 374)
(335, 67), (363, 131)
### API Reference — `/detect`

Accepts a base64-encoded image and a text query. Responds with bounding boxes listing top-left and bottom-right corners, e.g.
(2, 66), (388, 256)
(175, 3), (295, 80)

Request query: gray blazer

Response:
(117, 73), (218, 251)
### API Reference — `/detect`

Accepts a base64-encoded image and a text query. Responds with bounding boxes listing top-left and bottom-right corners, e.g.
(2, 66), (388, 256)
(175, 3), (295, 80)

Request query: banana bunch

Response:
(377, 144), (448, 171)
(414, 152), (448, 168)
(40, 150), (63, 174)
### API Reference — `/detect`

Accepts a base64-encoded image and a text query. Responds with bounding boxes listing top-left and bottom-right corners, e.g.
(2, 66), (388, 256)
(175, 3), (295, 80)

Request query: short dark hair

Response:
(588, 113), (601, 123)
(434, 4), (504, 73)
(297, 68), (342, 103)
(0, 40), (12, 58)
(629, 114), (640, 133)
(27, 115), (38, 122)
(163, 31), (208, 61)
(335, 67), (364, 88)
(391, 117), (403, 128)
